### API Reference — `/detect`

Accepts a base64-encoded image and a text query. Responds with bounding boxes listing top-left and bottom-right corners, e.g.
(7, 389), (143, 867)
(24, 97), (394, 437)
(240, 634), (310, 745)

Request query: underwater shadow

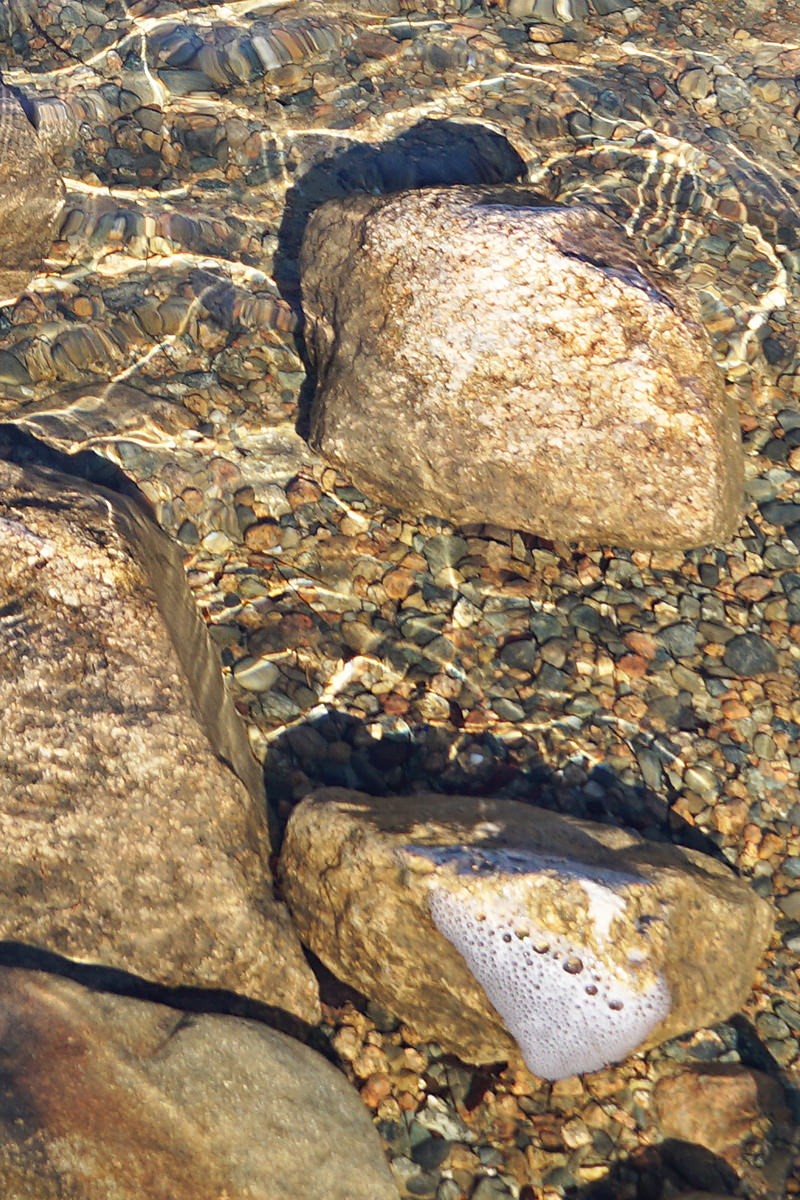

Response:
(0, 941), (325, 1052)
(264, 706), (729, 870)
(569, 1139), (741, 1200)
(0, 421), (154, 515)
(273, 117), (527, 437)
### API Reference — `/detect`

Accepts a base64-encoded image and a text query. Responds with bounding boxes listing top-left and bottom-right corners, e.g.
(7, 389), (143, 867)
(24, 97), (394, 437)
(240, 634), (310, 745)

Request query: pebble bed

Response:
(2, 0), (800, 1196)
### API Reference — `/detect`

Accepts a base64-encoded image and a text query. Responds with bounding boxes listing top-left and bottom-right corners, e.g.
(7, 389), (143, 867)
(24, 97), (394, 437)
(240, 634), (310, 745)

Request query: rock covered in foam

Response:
(279, 790), (774, 1076)
(428, 861), (670, 1079)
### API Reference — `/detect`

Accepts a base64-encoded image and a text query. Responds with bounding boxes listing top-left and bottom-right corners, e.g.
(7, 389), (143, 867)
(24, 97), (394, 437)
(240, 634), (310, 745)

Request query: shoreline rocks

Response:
(301, 186), (744, 550)
(279, 788), (773, 1075)
(0, 83), (63, 301)
(0, 459), (319, 1023)
(0, 966), (399, 1200)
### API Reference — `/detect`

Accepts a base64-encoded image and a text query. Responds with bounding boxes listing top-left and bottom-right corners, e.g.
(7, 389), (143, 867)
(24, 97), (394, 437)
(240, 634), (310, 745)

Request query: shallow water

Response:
(2, 1), (800, 1196)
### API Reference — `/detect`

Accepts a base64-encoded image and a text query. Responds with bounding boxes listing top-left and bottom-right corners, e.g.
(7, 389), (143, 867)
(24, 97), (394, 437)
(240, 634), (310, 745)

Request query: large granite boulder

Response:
(0, 459), (319, 1023)
(0, 967), (399, 1200)
(279, 789), (773, 1078)
(0, 84), (64, 301)
(300, 186), (744, 550)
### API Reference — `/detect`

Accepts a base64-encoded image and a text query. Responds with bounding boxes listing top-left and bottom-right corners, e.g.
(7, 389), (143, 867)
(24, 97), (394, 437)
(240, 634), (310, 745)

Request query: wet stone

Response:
(499, 640), (538, 671)
(4, 0), (800, 1194)
(658, 622), (700, 659)
(232, 657), (280, 691)
(423, 534), (469, 575)
(722, 632), (778, 676)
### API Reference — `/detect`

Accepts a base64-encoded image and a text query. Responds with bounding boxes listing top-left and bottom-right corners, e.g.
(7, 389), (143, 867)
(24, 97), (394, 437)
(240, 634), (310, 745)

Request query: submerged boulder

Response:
(0, 967), (399, 1200)
(300, 186), (743, 550)
(0, 84), (64, 301)
(0, 459), (319, 1023)
(279, 789), (773, 1079)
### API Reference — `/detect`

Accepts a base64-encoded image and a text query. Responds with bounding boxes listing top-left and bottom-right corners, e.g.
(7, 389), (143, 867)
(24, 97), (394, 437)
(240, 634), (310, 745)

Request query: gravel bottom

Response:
(1, 0), (800, 1195)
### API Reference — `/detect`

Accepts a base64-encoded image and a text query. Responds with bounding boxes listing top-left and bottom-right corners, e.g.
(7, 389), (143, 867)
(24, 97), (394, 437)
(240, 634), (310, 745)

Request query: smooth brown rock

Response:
(654, 1065), (794, 1199)
(0, 459), (319, 1023)
(301, 186), (743, 550)
(0, 967), (398, 1200)
(0, 85), (64, 300)
(279, 790), (773, 1076)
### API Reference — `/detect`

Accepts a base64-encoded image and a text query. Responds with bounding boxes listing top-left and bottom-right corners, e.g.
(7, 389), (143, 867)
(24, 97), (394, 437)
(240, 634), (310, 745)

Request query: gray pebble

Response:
(492, 698), (526, 722)
(177, 519), (199, 545)
(530, 612), (563, 642)
(539, 638), (569, 668)
(722, 632), (778, 676)
(422, 535), (469, 575)
(232, 657), (279, 691)
(774, 1000), (800, 1032)
(683, 765), (718, 796)
(755, 1012), (791, 1040)
(436, 1181), (461, 1200)
(659, 622), (699, 658)
(412, 1137), (451, 1171)
(499, 640), (537, 671)
(569, 603), (600, 633)
(777, 890), (800, 920)
(0, 349), (32, 386)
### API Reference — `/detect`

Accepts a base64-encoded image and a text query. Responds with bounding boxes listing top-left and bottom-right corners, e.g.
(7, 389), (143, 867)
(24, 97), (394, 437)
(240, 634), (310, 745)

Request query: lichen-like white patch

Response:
(578, 878), (627, 942)
(429, 886), (670, 1080)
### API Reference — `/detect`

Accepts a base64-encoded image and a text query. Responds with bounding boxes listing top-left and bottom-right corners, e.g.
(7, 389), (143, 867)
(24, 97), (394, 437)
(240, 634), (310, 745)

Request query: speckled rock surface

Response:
(280, 788), (773, 1071)
(301, 186), (743, 550)
(0, 459), (318, 1023)
(0, 83), (63, 301)
(0, 966), (398, 1200)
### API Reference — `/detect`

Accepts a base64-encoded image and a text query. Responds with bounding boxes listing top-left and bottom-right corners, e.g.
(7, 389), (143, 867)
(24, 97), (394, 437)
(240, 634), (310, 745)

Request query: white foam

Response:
(429, 886), (669, 1080)
(578, 878), (627, 942)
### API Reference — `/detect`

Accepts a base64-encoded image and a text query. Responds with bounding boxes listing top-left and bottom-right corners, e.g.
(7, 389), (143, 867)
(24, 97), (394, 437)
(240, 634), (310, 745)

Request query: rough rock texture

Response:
(0, 84), (63, 300)
(301, 186), (743, 550)
(0, 967), (398, 1200)
(654, 1065), (794, 1199)
(279, 790), (773, 1073)
(0, 459), (319, 1023)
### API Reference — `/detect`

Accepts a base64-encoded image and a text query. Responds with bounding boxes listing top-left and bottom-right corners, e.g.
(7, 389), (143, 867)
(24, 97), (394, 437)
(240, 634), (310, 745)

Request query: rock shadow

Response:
(263, 707), (728, 869)
(273, 117), (527, 437)
(0, 942), (326, 1053)
(569, 1138), (741, 1200)
(729, 1011), (800, 1123)
(0, 421), (152, 514)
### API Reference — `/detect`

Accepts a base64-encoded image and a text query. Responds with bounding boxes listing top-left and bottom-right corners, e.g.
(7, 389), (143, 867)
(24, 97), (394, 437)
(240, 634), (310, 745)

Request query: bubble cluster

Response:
(429, 888), (670, 1080)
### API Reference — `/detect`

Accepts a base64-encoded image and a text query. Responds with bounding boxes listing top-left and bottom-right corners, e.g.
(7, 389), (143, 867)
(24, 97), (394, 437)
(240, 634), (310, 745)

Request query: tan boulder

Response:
(0, 459), (319, 1023)
(301, 186), (743, 550)
(0, 967), (398, 1200)
(0, 84), (64, 300)
(279, 789), (773, 1078)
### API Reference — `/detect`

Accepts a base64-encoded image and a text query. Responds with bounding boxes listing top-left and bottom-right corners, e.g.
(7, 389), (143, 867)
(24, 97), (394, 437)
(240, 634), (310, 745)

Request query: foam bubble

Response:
(429, 887), (670, 1080)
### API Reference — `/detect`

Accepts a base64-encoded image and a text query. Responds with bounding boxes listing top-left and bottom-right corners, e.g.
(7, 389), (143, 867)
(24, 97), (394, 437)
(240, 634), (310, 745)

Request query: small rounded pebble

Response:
(722, 633), (778, 676)
(232, 657), (279, 692)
